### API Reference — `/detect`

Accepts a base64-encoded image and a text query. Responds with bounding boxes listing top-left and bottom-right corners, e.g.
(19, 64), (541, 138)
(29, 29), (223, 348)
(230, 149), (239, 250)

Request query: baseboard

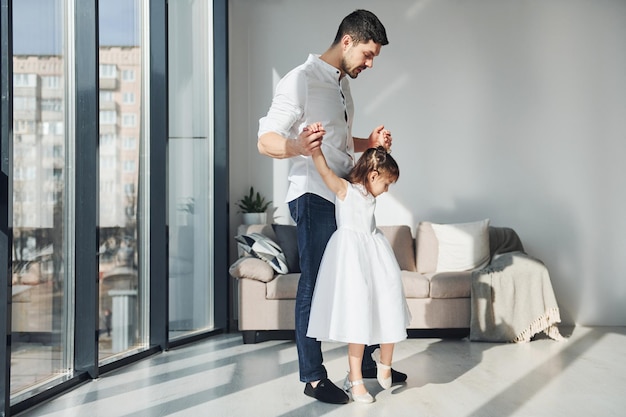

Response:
(407, 328), (469, 339)
(238, 328), (469, 344)
(241, 330), (295, 344)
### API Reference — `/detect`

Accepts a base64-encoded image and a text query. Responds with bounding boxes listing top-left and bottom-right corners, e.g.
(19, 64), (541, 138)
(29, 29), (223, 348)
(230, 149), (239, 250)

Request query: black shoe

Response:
(304, 378), (350, 404)
(362, 367), (408, 383)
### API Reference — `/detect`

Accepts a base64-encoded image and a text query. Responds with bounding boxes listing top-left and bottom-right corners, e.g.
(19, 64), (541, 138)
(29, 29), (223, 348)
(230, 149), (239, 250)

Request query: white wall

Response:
(229, 0), (626, 326)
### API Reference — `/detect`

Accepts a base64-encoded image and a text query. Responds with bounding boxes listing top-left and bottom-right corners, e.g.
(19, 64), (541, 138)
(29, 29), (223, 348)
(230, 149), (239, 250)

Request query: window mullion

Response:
(73, 0), (99, 378)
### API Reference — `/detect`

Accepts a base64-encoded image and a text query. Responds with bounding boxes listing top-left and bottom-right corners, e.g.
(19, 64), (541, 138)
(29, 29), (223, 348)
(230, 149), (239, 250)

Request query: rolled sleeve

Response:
(258, 71), (305, 139)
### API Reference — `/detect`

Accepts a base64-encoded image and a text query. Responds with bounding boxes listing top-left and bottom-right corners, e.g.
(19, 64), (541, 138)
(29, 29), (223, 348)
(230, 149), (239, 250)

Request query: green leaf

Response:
(236, 186), (272, 213)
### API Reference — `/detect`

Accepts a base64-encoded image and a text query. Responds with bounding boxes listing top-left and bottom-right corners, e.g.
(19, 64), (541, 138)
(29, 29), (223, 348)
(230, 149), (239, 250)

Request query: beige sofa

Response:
(229, 222), (523, 344)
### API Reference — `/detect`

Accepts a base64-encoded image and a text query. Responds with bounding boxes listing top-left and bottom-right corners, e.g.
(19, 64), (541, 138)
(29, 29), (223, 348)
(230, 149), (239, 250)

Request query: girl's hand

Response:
(298, 122), (326, 155)
(304, 122), (325, 134)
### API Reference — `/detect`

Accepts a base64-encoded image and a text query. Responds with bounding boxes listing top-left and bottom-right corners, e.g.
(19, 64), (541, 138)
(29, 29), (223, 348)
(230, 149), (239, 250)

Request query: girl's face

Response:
(367, 171), (396, 197)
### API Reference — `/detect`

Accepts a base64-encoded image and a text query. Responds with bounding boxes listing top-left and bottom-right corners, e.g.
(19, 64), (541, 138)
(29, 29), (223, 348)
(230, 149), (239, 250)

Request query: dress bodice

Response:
(335, 183), (376, 233)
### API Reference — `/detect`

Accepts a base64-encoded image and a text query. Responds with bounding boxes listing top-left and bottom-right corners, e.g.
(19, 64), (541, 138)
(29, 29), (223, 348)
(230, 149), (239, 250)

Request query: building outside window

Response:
(97, 0), (149, 364)
(99, 64), (117, 79)
(121, 113), (136, 127)
(41, 99), (62, 112)
(41, 75), (61, 89)
(122, 136), (136, 150)
(10, 0), (70, 404)
(13, 73), (37, 87)
(122, 69), (135, 82)
(122, 92), (135, 104)
(100, 91), (114, 103)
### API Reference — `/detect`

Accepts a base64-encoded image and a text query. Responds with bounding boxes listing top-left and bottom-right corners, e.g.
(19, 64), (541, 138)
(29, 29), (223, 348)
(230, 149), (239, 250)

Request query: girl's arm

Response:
(304, 123), (348, 201)
(311, 147), (348, 201)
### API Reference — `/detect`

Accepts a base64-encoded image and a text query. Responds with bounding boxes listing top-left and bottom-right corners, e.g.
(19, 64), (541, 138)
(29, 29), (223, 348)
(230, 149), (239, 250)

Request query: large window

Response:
(98, 0), (147, 362)
(10, 0), (72, 402)
(167, 0), (215, 339)
(2, 0), (228, 413)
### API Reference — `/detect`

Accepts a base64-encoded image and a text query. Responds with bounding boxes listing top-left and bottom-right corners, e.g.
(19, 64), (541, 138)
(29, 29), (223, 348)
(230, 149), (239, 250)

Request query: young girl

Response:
(305, 123), (411, 403)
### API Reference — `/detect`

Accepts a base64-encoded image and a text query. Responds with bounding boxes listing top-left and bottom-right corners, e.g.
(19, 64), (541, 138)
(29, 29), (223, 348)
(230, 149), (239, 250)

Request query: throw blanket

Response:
(489, 226), (525, 256)
(470, 251), (564, 343)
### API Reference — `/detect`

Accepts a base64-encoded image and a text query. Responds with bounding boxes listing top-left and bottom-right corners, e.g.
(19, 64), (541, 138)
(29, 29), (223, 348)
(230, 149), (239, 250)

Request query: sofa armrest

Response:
(229, 256), (276, 283)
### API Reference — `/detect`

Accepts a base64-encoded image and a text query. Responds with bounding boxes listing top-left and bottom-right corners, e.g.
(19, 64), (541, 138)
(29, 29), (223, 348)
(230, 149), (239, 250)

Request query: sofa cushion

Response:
(237, 224), (276, 257)
(379, 225), (417, 272)
(416, 222), (439, 273)
(235, 233), (289, 274)
(400, 271), (430, 298)
(431, 219), (490, 272)
(429, 271), (472, 299)
(272, 224), (300, 273)
(229, 256), (275, 283)
(266, 273), (300, 299)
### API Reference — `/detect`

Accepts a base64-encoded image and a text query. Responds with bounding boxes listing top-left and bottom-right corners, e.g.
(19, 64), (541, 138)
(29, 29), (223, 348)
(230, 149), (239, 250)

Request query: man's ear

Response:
(341, 34), (353, 50)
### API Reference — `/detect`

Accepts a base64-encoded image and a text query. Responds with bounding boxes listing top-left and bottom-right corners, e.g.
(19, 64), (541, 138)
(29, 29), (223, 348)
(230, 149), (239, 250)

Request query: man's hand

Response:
(368, 125), (392, 151)
(258, 122), (325, 159)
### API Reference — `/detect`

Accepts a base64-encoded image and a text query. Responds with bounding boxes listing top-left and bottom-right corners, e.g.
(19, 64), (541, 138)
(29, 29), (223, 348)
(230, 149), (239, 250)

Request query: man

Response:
(258, 9), (406, 404)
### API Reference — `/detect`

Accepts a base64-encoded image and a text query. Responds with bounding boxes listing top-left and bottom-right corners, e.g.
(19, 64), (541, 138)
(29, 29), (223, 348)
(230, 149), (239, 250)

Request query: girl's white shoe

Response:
(371, 349), (392, 389)
(343, 374), (374, 403)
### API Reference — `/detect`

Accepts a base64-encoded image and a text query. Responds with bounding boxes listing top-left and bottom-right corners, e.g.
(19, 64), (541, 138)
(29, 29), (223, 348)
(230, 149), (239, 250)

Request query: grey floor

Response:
(18, 326), (626, 417)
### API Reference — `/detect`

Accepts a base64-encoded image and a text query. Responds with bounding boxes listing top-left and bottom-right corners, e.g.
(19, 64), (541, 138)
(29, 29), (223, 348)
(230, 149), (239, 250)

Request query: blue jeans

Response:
(289, 193), (377, 383)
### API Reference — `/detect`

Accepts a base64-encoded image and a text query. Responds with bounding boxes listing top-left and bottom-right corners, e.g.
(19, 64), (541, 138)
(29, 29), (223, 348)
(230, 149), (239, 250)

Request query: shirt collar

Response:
(308, 54), (343, 82)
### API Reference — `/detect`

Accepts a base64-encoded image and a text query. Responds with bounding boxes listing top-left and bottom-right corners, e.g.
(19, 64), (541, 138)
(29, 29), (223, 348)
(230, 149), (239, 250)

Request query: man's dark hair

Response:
(332, 9), (389, 46)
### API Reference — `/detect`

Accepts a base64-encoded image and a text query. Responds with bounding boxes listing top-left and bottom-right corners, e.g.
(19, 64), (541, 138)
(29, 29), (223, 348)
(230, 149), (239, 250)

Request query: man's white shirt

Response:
(258, 54), (355, 203)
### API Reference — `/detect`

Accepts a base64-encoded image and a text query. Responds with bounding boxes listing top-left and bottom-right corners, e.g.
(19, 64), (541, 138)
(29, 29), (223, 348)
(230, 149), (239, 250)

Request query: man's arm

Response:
(353, 136), (373, 153)
(258, 69), (311, 159)
(258, 130), (322, 159)
(353, 124), (393, 153)
(258, 132), (302, 159)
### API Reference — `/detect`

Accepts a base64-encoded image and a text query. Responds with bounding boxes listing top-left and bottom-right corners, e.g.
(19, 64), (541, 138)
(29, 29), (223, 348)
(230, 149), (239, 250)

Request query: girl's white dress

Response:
(307, 183), (411, 345)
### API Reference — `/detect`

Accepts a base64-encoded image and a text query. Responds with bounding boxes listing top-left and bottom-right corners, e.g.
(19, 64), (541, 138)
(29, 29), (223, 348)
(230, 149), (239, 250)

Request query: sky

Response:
(13, 0), (139, 55)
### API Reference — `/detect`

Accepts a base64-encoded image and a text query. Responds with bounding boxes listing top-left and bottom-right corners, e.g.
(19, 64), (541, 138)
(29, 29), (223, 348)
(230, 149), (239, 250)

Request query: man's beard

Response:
(341, 58), (361, 79)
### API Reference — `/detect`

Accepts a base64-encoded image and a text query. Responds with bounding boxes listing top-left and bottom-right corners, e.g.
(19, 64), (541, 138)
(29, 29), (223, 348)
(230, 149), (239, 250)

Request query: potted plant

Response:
(237, 186), (272, 224)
